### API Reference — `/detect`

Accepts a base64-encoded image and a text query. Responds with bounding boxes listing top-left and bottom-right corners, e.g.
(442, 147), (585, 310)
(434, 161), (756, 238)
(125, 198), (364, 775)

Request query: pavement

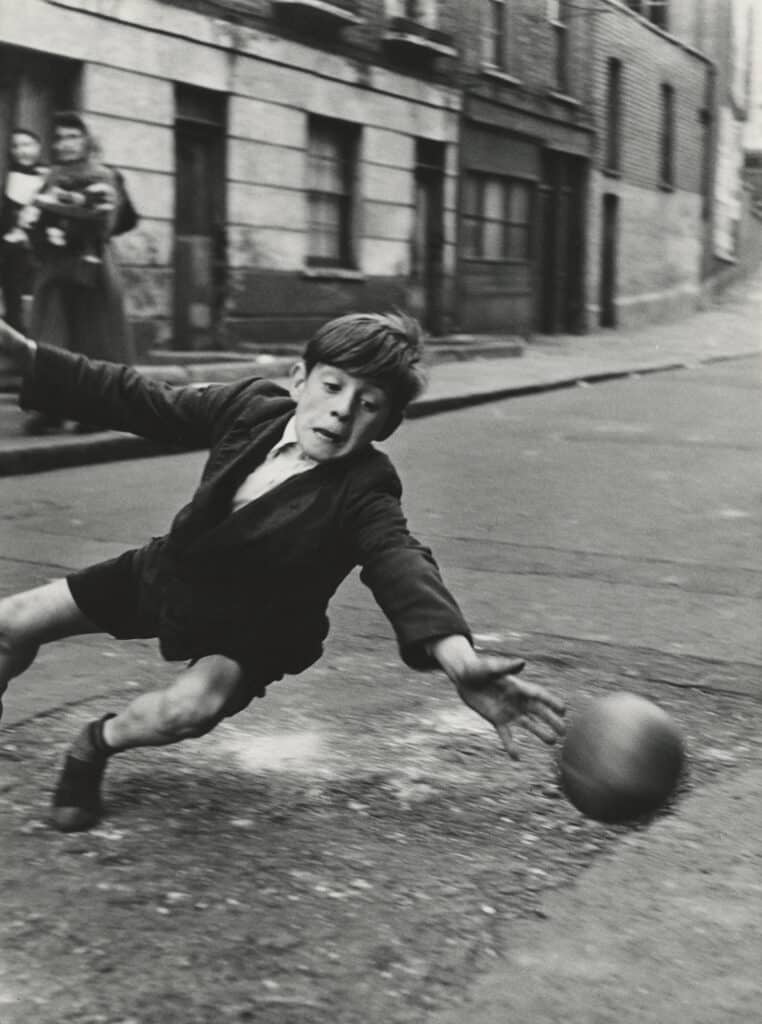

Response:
(1, 267), (761, 476)
(429, 766), (762, 1024)
(1, 272), (761, 1023)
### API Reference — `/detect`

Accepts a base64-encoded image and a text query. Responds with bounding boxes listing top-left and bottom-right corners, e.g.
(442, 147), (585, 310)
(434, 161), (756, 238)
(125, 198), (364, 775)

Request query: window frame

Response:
(548, 0), (569, 95)
(461, 172), (533, 264)
(306, 115), (359, 269)
(482, 0), (507, 71)
(605, 57), (622, 174)
(659, 82), (675, 189)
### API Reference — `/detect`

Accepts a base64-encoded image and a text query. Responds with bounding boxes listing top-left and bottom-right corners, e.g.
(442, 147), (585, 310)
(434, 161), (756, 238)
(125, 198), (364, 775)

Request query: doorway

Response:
(412, 138), (446, 335)
(173, 85), (227, 350)
(536, 150), (586, 334)
(0, 46), (80, 181)
(599, 192), (619, 328)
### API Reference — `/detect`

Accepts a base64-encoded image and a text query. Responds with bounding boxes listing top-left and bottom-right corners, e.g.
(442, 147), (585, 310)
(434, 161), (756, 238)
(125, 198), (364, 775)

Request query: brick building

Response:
(0, 1), (724, 348)
(450, 0), (596, 336)
(666, 0), (757, 275)
(1, 0), (462, 352)
(586, 1), (711, 328)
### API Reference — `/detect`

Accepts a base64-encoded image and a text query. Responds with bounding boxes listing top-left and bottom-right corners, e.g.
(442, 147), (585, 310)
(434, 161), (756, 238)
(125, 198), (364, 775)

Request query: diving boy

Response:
(0, 312), (565, 833)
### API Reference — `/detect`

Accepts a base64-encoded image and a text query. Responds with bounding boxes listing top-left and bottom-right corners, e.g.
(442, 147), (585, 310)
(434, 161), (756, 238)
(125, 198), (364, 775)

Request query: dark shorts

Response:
(66, 549), (275, 708)
(67, 547), (158, 641)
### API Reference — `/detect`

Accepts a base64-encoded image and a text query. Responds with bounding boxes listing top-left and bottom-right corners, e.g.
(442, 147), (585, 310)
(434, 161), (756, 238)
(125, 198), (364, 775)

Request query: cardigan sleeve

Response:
(19, 343), (267, 449)
(343, 454), (472, 669)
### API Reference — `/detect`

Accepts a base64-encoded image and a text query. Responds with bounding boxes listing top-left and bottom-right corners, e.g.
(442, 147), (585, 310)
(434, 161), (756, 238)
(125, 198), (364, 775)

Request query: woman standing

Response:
(0, 128), (47, 331)
(27, 112), (136, 432)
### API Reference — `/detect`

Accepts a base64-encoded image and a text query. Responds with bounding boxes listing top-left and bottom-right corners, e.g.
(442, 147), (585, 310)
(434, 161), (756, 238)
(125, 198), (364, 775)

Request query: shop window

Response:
(659, 83), (675, 188)
(482, 0), (507, 70)
(307, 116), (359, 268)
(605, 58), (622, 173)
(462, 173), (532, 262)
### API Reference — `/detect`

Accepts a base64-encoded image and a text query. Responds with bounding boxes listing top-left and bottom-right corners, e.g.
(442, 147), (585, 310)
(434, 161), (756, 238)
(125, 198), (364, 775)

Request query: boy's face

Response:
(289, 361), (392, 462)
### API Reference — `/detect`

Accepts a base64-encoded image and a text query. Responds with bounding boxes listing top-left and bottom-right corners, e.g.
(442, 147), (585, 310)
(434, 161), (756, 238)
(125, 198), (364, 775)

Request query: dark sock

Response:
(69, 714), (117, 763)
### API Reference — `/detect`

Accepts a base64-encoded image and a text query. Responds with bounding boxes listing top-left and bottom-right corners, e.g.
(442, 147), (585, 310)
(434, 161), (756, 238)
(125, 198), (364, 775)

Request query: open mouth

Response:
(314, 428), (345, 444)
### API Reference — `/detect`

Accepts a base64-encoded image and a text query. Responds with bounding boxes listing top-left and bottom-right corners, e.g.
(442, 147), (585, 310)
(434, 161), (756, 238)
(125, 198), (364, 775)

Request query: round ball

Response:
(559, 693), (685, 823)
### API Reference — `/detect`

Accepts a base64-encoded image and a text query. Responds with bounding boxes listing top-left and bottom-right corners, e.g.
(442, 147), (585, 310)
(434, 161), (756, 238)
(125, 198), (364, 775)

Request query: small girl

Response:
(0, 129), (47, 329)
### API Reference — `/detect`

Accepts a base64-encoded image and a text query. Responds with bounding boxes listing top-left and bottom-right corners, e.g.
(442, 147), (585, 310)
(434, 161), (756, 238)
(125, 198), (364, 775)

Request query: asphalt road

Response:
(1, 354), (759, 726)
(1, 355), (761, 1024)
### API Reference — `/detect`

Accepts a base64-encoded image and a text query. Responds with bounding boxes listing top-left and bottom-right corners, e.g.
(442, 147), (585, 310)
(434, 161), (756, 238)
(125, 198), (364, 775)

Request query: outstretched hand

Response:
(454, 654), (566, 760)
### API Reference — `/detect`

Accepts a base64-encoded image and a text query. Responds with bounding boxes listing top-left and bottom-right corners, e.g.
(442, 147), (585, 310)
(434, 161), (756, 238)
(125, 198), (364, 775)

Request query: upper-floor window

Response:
(547, 0), (569, 94)
(307, 116), (359, 268)
(605, 58), (622, 173)
(659, 83), (675, 188)
(462, 173), (532, 262)
(482, 0), (507, 70)
(625, 1), (669, 31)
(385, 0), (438, 27)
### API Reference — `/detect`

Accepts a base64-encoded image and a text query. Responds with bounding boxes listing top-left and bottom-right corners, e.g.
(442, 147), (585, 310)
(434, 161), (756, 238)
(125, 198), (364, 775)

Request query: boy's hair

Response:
(303, 312), (426, 438)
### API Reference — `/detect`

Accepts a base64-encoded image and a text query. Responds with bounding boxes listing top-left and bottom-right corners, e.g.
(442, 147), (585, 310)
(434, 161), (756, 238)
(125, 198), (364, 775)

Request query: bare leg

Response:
(0, 579), (100, 711)
(52, 654), (249, 832)
(102, 654), (247, 751)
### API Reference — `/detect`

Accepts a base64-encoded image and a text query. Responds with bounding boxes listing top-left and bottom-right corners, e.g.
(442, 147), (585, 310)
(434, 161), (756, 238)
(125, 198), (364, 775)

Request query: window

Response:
(659, 83), (675, 187)
(625, 1), (669, 30)
(605, 58), (622, 173)
(462, 174), (532, 262)
(547, 0), (569, 93)
(385, 0), (438, 27)
(307, 117), (359, 267)
(482, 0), (507, 69)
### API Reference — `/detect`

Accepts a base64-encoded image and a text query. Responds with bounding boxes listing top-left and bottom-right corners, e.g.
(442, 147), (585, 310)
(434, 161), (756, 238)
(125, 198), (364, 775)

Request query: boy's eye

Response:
(361, 398), (380, 413)
(323, 381), (342, 393)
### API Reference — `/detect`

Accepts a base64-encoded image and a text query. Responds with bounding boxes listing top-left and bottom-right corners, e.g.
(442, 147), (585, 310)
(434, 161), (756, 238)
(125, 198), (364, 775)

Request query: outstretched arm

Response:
(0, 317), (253, 448)
(0, 318), (36, 375)
(430, 635), (566, 759)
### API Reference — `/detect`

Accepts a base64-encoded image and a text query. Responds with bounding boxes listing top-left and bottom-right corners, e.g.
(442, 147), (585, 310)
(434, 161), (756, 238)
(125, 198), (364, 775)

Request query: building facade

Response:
(451, 0), (596, 336)
(1, 0), (462, 352)
(666, 0), (757, 275)
(586, 1), (711, 328)
(0, 0), (727, 348)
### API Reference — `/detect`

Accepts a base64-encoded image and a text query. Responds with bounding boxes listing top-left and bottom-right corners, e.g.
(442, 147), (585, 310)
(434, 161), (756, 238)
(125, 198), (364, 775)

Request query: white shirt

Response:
(231, 417), (317, 512)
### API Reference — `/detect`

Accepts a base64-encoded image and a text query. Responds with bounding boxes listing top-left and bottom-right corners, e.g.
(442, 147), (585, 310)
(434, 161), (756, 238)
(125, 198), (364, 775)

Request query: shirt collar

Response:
(269, 416), (314, 463)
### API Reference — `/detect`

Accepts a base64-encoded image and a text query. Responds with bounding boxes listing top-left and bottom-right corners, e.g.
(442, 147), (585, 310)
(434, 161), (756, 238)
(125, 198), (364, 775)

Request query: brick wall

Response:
(586, 2), (710, 328)
(8, 0), (462, 348)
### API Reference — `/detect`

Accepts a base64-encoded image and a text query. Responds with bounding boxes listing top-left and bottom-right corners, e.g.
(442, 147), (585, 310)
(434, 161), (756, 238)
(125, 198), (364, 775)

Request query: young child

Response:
(0, 312), (565, 833)
(1, 129), (47, 330)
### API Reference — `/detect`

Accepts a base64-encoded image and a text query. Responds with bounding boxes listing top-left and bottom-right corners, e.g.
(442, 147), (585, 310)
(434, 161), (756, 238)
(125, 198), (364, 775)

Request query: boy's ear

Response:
(289, 359), (307, 400)
(378, 408), (404, 441)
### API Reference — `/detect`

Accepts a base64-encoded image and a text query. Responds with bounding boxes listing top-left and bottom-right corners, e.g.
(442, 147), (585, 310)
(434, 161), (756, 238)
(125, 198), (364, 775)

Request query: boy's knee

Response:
(159, 659), (244, 740)
(0, 594), (40, 678)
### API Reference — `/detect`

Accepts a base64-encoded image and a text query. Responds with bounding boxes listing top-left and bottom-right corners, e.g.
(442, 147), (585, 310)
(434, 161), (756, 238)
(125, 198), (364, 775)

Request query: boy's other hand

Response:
(453, 652), (566, 760)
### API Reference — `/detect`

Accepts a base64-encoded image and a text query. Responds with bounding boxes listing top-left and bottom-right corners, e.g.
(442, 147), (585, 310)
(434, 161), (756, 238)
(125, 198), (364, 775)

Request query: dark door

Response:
(536, 151), (586, 334)
(600, 193), (619, 328)
(412, 139), (446, 334)
(0, 46), (80, 180)
(174, 86), (226, 350)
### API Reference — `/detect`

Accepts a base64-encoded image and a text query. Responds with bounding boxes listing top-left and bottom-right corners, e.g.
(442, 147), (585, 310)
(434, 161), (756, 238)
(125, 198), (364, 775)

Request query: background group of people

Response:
(0, 111), (137, 432)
